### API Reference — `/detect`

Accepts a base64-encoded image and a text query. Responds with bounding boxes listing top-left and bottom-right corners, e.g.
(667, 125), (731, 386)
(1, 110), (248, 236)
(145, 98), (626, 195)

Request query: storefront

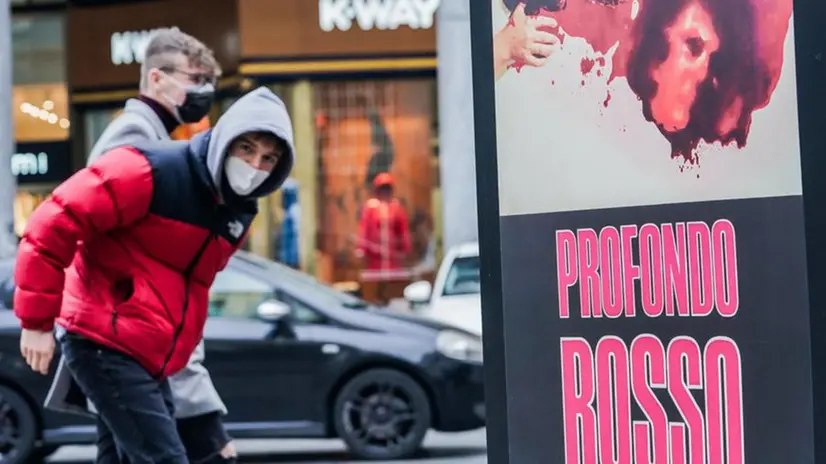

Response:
(12, 9), (71, 235)
(65, 0), (441, 298)
(238, 0), (440, 293)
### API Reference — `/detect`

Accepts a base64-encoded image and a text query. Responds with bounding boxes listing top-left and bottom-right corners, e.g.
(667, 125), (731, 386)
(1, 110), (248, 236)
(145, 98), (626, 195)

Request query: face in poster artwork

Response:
(491, 0), (800, 216)
(484, 0), (815, 463)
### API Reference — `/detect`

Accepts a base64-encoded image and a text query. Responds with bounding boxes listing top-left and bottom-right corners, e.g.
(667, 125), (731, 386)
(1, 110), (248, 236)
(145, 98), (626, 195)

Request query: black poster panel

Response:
(471, 0), (826, 461)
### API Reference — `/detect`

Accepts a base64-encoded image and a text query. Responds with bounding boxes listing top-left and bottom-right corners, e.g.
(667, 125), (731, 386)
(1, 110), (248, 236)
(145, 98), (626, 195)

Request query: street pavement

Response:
(48, 428), (487, 463)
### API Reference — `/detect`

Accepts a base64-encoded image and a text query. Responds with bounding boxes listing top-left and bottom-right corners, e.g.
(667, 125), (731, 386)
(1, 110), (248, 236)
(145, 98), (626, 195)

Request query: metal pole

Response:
(0, 0), (17, 259)
(437, 0), (479, 252)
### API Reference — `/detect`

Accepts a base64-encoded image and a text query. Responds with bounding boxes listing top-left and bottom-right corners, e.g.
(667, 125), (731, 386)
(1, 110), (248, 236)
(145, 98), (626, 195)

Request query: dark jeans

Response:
(177, 411), (235, 464)
(60, 333), (187, 464)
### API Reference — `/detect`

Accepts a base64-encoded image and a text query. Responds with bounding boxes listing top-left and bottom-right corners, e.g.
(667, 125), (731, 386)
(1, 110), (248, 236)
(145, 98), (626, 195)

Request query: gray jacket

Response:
(45, 98), (227, 419)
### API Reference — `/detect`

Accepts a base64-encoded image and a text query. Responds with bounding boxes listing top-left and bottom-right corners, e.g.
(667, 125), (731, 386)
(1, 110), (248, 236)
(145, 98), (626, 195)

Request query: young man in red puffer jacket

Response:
(14, 86), (293, 464)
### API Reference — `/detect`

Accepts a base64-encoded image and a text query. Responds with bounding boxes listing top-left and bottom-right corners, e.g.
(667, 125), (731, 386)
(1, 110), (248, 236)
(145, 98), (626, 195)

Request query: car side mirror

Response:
(256, 299), (291, 322)
(404, 281), (432, 305)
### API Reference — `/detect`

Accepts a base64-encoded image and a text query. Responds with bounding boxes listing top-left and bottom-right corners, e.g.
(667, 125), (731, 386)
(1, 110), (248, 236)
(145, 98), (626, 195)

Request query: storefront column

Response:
(288, 80), (318, 274)
(437, 0), (478, 252)
(0, 0), (16, 257)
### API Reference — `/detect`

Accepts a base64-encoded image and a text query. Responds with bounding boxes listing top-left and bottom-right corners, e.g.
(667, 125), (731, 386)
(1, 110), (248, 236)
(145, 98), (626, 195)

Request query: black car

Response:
(0, 251), (485, 462)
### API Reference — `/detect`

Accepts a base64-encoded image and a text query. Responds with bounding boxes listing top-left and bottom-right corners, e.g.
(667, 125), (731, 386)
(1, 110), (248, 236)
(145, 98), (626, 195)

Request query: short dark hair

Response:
(238, 131), (288, 155)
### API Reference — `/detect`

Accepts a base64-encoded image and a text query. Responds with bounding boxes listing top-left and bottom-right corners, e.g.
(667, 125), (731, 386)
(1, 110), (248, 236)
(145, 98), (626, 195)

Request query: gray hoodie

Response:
(167, 87), (296, 418)
(198, 86), (295, 201)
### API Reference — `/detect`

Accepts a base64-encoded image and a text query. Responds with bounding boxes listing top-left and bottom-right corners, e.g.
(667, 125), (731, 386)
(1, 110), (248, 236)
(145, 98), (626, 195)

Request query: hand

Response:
(20, 329), (55, 375)
(220, 441), (237, 459)
(494, 3), (561, 79)
(354, 248), (365, 259)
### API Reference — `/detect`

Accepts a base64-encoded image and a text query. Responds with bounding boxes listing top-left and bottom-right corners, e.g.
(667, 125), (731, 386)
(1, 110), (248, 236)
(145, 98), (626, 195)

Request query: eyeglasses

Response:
(160, 66), (216, 87)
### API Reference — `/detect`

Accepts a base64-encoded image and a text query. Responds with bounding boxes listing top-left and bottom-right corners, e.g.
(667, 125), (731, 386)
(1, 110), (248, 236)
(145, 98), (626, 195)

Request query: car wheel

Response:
(0, 385), (38, 464)
(333, 368), (431, 460)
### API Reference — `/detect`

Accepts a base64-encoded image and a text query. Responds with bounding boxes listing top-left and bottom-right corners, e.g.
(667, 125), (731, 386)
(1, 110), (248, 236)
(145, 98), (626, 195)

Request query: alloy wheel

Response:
(334, 369), (431, 460)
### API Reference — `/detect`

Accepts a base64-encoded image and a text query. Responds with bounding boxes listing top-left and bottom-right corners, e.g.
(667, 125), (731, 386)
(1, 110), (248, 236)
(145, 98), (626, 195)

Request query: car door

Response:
(202, 267), (331, 426)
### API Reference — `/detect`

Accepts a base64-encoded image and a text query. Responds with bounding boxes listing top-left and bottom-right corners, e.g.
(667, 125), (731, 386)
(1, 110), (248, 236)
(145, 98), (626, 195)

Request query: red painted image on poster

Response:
(494, 0), (792, 163)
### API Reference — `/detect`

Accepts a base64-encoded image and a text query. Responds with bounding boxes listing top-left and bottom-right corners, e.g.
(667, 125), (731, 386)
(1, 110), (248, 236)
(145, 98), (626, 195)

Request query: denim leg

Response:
(94, 415), (123, 464)
(177, 411), (234, 463)
(60, 333), (187, 464)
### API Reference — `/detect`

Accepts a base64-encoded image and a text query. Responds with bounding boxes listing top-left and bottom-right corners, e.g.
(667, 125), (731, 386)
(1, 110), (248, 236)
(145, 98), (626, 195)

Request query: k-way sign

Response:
(110, 28), (166, 66)
(319, 0), (440, 32)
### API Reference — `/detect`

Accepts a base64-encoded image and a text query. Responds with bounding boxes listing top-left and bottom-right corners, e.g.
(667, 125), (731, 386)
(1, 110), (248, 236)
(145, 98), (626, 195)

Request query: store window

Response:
(14, 83), (70, 142)
(12, 11), (69, 143)
(13, 192), (50, 237)
(83, 107), (122, 154)
(12, 12), (69, 238)
(312, 79), (438, 298)
(12, 12), (65, 85)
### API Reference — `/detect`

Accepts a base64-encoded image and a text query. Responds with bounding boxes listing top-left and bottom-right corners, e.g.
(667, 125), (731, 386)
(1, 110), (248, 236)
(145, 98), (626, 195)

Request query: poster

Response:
(484, 0), (813, 462)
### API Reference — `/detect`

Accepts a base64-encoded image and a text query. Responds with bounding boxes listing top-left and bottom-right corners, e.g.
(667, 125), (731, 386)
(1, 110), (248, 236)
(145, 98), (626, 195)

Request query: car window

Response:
(0, 260), (15, 309)
(278, 292), (328, 325)
(235, 252), (370, 309)
(209, 268), (274, 318)
(442, 256), (481, 297)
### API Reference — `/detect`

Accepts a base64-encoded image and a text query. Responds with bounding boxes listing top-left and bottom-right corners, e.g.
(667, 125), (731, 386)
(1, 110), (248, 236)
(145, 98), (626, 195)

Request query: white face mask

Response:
(225, 156), (270, 195)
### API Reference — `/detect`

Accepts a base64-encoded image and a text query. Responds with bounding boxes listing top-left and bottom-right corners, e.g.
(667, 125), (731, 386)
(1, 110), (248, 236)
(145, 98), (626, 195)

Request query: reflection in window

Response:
(442, 256), (481, 297)
(209, 268), (273, 318)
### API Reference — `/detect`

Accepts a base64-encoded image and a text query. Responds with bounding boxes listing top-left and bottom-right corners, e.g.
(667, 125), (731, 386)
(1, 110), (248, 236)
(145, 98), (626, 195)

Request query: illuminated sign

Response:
(319, 0), (439, 32)
(11, 152), (48, 176)
(110, 28), (168, 66)
(12, 142), (72, 184)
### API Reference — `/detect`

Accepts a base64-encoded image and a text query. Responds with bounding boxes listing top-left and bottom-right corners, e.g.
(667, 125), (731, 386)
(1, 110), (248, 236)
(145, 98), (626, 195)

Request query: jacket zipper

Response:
(155, 232), (215, 378)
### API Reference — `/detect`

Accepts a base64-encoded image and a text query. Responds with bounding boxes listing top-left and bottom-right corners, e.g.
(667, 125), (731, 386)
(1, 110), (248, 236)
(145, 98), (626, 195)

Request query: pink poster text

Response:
(555, 221), (744, 464)
(555, 221), (739, 319)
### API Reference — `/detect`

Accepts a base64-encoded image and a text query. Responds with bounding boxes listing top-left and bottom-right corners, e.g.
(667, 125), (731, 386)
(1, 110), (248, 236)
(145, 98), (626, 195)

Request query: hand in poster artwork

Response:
(494, 3), (561, 80)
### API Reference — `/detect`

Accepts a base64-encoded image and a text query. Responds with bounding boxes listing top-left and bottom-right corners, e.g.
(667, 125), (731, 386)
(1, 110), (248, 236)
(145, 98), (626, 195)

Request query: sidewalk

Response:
(49, 429), (488, 463)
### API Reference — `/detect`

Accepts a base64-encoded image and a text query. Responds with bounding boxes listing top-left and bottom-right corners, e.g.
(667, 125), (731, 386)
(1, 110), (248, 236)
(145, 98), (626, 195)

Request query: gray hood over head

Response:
(205, 86), (295, 199)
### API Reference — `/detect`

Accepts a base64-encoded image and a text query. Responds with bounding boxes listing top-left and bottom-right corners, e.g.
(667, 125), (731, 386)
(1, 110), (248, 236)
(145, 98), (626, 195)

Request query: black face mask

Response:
(176, 85), (215, 123)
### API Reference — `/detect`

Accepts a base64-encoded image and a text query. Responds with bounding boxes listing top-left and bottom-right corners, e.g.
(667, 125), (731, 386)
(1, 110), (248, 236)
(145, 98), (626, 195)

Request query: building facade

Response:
(11, 2), (72, 237)
(57, 0), (442, 288)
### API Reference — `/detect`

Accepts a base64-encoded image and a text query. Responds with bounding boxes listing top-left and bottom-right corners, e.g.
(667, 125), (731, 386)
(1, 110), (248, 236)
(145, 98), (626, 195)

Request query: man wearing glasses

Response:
(88, 27), (219, 162)
(48, 28), (238, 463)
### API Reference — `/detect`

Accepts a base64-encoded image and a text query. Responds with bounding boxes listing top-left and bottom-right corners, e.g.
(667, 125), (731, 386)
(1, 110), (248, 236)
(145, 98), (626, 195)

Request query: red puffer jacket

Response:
(14, 147), (237, 379)
(14, 86), (294, 379)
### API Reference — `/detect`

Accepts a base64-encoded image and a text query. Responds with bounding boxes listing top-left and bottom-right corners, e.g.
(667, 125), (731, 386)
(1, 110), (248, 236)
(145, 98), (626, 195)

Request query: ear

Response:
(147, 68), (164, 86)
